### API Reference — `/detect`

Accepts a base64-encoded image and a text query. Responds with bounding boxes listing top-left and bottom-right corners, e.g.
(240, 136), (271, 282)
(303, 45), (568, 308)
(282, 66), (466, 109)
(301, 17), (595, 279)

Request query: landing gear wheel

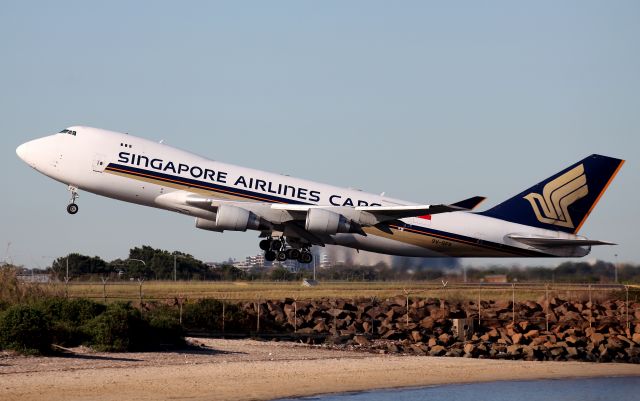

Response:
(265, 250), (277, 262)
(259, 240), (270, 251)
(298, 251), (313, 264)
(67, 185), (79, 215)
(270, 240), (283, 251)
(286, 248), (301, 260)
(277, 251), (288, 261)
(67, 203), (79, 215)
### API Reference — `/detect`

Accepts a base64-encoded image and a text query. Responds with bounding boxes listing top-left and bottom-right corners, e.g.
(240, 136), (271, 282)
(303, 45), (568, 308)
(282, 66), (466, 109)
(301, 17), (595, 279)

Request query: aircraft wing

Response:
(156, 191), (475, 246)
(271, 204), (466, 220)
(181, 194), (469, 224)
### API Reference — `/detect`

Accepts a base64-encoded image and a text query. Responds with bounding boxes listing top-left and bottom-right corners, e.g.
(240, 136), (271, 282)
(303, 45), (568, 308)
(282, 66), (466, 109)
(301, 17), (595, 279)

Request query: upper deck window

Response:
(59, 129), (76, 136)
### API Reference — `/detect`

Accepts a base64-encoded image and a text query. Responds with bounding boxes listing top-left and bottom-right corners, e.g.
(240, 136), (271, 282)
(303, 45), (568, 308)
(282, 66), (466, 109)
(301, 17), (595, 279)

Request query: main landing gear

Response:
(67, 185), (79, 215)
(259, 238), (313, 264)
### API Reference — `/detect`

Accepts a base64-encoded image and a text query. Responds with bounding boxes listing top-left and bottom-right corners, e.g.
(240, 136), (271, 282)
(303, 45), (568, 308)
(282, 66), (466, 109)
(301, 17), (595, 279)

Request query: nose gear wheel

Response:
(67, 185), (79, 215)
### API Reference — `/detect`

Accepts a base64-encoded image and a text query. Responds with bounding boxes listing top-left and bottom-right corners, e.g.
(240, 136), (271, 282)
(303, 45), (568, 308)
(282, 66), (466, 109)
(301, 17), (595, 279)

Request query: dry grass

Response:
(0, 267), (60, 305)
(47, 280), (624, 303)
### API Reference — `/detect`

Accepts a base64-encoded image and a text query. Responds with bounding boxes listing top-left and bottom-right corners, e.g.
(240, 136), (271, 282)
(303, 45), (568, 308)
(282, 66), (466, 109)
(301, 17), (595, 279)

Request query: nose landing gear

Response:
(67, 185), (79, 215)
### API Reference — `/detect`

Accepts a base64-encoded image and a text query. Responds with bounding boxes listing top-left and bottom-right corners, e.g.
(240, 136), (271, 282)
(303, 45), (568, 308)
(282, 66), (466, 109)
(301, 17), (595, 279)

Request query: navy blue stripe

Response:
(392, 223), (549, 257)
(106, 163), (309, 205)
(107, 163), (549, 257)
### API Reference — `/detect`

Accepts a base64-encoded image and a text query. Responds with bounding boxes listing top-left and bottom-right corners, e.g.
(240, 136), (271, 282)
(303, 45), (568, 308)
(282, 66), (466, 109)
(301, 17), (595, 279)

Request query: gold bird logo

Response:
(523, 164), (588, 229)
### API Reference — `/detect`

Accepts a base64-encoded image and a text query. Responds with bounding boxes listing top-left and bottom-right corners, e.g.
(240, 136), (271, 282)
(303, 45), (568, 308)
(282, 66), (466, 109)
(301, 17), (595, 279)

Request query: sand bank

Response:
(1, 338), (639, 401)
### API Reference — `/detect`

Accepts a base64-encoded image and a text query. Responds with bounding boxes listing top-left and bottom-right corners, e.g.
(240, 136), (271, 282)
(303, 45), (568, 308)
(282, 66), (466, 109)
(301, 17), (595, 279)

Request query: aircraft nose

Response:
(16, 140), (38, 168)
(16, 142), (29, 162)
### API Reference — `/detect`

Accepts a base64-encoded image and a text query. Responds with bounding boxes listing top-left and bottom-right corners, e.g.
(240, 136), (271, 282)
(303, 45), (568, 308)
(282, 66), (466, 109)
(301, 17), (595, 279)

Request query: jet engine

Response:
(304, 208), (356, 235)
(195, 217), (224, 232)
(195, 205), (261, 232)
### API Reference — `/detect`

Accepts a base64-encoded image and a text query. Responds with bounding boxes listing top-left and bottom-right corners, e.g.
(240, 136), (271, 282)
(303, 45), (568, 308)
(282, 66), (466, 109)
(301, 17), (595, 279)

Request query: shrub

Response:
(1, 298), (186, 353)
(35, 298), (106, 346)
(183, 298), (224, 331)
(82, 302), (185, 351)
(147, 314), (185, 348)
(39, 298), (106, 325)
(144, 304), (184, 348)
(82, 303), (146, 352)
(50, 320), (87, 347)
(0, 304), (52, 354)
(182, 299), (251, 333)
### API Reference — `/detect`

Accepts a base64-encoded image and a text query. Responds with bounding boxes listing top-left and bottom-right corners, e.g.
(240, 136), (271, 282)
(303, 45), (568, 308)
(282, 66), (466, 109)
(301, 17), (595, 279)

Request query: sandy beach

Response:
(1, 338), (639, 401)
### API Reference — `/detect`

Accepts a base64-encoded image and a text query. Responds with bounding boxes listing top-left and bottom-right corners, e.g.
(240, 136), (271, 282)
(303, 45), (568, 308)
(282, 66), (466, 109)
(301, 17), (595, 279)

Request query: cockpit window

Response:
(59, 129), (76, 136)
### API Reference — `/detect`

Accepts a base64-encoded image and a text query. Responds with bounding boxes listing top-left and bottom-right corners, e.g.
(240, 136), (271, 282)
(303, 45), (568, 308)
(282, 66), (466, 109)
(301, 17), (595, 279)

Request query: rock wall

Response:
(230, 296), (640, 362)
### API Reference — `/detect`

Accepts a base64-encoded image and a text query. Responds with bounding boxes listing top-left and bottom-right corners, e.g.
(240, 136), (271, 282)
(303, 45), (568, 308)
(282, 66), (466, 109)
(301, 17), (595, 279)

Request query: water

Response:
(275, 377), (640, 401)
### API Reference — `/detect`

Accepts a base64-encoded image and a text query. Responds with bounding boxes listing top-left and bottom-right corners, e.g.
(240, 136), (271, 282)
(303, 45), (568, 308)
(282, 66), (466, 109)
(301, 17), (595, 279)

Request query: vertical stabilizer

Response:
(480, 154), (624, 234)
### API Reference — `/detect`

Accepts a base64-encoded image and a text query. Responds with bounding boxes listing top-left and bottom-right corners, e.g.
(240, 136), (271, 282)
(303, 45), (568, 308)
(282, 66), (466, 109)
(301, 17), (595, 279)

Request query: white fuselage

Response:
(16, 126), (590, 258)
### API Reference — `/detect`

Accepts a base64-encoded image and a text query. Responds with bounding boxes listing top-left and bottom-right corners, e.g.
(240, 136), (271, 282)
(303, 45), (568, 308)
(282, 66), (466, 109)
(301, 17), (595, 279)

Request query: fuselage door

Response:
(92, 154), (107, 172)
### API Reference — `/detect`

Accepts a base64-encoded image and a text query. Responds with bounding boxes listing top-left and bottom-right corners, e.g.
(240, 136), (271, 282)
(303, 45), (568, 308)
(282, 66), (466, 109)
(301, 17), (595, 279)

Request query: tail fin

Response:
(480, 154), (624, 234)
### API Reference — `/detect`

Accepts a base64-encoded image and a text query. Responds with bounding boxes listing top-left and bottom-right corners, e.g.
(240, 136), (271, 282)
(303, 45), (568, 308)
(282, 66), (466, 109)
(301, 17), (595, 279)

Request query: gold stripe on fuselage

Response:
(363, 225), (518, 257)
(106, 167), (520, 257)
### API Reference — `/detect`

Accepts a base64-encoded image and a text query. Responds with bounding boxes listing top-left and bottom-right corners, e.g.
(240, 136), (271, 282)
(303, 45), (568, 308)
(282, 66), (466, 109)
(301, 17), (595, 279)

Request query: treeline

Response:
(46, 246), (212, 281)
(267, 260), (640, 283)
(15, 245), (640, 283)
(465, 260), (640, 283)
(258, 261), (640, 283)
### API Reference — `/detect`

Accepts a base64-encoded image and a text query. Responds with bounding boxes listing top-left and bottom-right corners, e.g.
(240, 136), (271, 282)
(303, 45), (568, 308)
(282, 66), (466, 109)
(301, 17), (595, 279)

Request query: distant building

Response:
(317, 252), (333, 268)
(280, 258), (302, 272)
(17, 273), (52, 283)
(232, 253), (273, 270)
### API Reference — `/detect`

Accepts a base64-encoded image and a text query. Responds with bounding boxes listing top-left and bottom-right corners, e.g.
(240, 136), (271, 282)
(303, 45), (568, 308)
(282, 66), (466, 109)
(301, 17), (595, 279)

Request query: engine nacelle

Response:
(195, 217), (224, 232)
(304, 208), (354, 235)
(215, 205), (261, 231)
(195, 205), (261, 232)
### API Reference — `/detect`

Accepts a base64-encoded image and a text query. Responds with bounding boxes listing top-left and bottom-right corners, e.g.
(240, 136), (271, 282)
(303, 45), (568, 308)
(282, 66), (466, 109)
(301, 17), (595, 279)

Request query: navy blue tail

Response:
(480, 154), (624, 234)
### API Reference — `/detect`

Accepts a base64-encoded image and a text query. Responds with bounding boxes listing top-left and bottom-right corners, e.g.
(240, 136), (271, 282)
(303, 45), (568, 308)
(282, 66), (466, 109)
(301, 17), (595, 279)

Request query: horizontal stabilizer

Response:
(508, 234), (615, 247)
(451, 196), (486, 211)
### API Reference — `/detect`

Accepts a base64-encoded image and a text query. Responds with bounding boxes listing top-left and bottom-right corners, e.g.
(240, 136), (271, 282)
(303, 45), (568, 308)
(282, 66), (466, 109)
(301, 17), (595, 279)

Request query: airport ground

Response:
(1, 338), (639, 401)
(61, 280), (629, 303)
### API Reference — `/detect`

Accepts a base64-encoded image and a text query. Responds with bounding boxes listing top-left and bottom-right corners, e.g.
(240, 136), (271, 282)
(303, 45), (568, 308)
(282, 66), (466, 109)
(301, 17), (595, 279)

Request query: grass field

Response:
(51, 280), (630, 303)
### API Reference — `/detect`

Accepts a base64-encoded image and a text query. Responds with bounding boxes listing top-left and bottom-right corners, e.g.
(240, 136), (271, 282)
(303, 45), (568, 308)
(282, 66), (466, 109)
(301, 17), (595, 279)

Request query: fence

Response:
(43, 280), (640, 337)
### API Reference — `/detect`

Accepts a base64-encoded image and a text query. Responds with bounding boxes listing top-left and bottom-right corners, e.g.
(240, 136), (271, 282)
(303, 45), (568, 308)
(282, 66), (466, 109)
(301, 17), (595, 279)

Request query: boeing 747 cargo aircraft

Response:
(16, 127), (624, 263)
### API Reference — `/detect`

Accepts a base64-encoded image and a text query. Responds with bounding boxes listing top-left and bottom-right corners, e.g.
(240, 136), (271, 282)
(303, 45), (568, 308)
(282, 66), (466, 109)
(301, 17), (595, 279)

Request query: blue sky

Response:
(1, 1), (638, 268)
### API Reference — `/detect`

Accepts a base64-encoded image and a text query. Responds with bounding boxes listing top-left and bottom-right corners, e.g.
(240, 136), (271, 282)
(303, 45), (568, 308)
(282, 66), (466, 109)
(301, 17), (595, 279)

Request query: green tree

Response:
(270, 266), (293, 281)
(126, 245), (210, 280)
(50, 254), (109, 280)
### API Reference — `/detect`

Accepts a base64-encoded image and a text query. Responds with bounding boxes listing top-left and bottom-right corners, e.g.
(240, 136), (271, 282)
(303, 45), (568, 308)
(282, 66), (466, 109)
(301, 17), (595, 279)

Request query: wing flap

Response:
(354, 204), (465, 220)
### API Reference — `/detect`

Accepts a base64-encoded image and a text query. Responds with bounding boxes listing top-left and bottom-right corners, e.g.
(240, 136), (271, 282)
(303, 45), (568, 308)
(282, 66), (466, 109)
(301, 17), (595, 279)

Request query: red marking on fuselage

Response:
(418, 215), (431, 220)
